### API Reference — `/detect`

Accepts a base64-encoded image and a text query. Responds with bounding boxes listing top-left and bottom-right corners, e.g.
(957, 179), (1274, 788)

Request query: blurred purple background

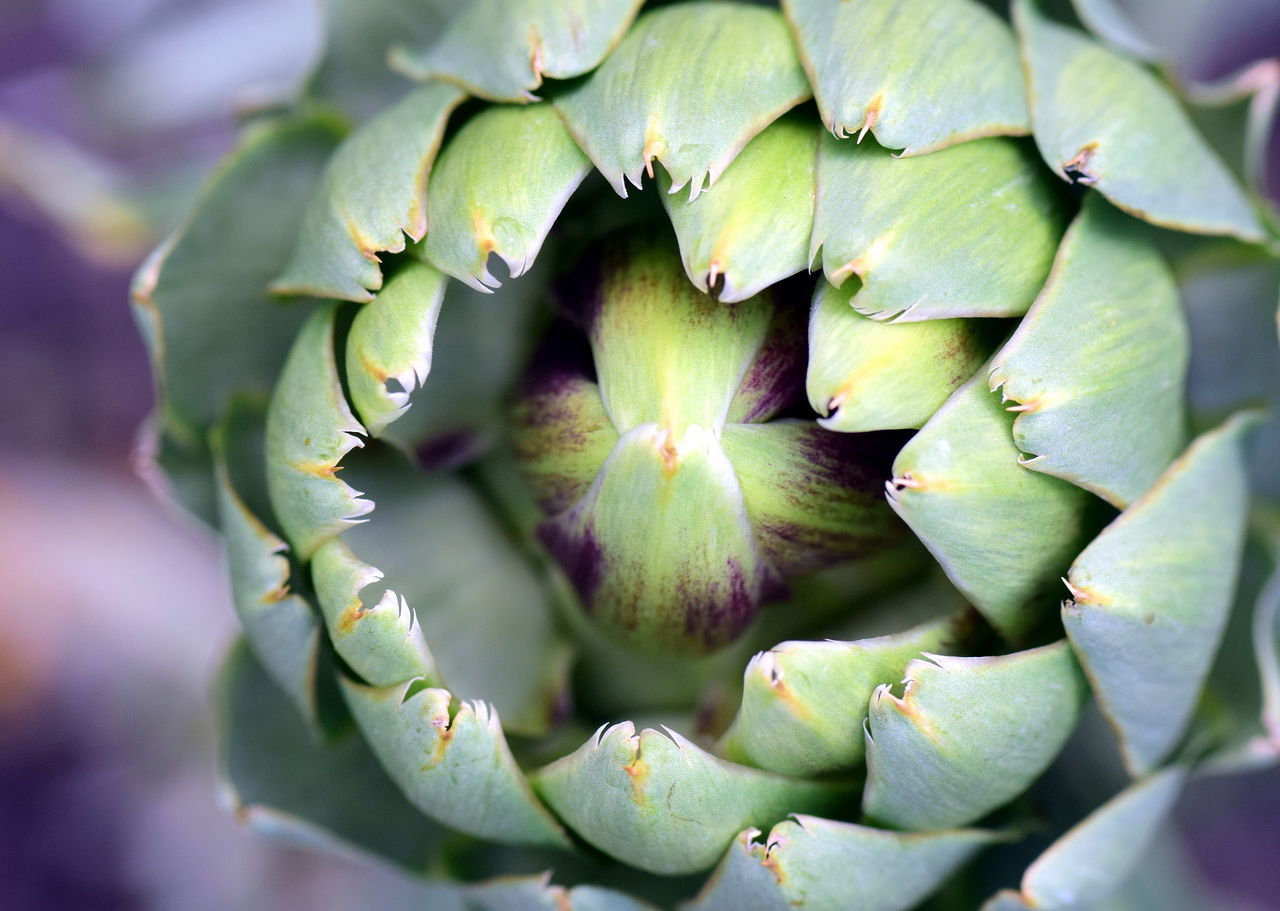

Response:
(0, 1), (1277, 909)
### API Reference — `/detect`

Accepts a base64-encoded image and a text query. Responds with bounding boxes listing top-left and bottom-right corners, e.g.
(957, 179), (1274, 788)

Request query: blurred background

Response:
(0, 1), (1277, 909)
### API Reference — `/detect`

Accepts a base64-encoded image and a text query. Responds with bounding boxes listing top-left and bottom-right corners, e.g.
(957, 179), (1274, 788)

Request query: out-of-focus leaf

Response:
(345, 261), (448, 437)
(1069, 0), (1162, 60)
(982, 768), (1185, 910)
(532, 723), (847, 875)
(131, 111), (339, 446)
(218, 640), (446, 871)
(555, 3), (811, 198)
(1063, 413), (1258, 774)
(265, 306), (372, 561)
(423, 104), (590, 291)
(274, 83), (463, 302)
(686, 815), (1002, 911)
(989, 193), (1189, 508)
(888, 368), (1101, 641)
(812, 135), (1065, 320)
(783, 0), (1028, 154)
(390, 0), (643, 103)
(305, 0), (442, 118)
(807, 280), (998, 432)
(660, 117), (817, 302)
(1014, 0), (1265, 242)
(863, 642), (1087, 829)
(1181, 245), (1280, 498)
(720, 614), (969, 776)
(342, 678), (569, 847)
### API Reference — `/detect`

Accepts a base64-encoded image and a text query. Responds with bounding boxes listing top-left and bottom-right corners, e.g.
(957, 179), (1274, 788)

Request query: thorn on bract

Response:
(857, 95), (882, 144)
(1063, 143), (1099, 185)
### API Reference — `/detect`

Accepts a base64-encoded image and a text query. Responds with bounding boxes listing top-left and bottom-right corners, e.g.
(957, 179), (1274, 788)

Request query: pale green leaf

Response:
(532, 723), (846, 875)
(390, 0), (643, 103)
(1014, 0), (1264, 241)
(660, 116), (817, 302)
(888, 368), (1101, 641)
(212, 401), (323, 726)
(720, 614), (969, 776)
(337, 456), (564, 733)
(131, 112), (339, 447)
(982, 768), (1185, 910)
(554, 3), (811, 198)
(344, 261), (448, 438)
(807, 280), (998, 432)
(720, 419), (902, 576)
(989, 193), (1189, 508)
(864, 641), (1087, 829)
(273, 83), (463, 302)
(424, 104), (590, 291)
(783, 0), (1028, 154)
(218, 641), (446, 871)
(1063, 413), (1258, 774)
(813, 135), (1066, 320)
(687, 815), (1001, 911)
(382, 255), (549, 455)
(265, 306), (372, 561)
(342, 678), (568, 847)
(311, 535), (438, 687)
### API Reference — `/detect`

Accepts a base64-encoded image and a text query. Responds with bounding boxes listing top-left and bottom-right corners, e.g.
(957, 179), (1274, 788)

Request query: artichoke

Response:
(133, 0), (1280, 908)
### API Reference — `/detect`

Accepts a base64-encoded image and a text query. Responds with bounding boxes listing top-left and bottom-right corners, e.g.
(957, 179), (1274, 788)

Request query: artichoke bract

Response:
(134, 0), (1280, 908)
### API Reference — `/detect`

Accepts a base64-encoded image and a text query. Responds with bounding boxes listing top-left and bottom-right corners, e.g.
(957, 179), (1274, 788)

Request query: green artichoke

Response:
(133, 0), (1280, 907)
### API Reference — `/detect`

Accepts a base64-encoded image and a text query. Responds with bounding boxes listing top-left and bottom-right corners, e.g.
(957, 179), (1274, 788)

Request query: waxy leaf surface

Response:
(808, 280), (997, 432)
(391, 0), (643, 102)
(813, 136), (1065, 320)
(533, 723), (844, 875)
(721, 615), (967, 776)
(783, 0), (1028, 154)
(1063, 413), (1257, 774)
(689, 815), (1001, 911)
(863, 642), (1087, 829)
(345, 260), (448, 437)
(266, 306), (372, 561)
(889, 369), (1099, 640)
(990, 194), (1188, 508)
(660, 117), (817, 302)
(342, 679), (568, 847)
(555, 3), (811, 198)
(1015, 0), (1264, 241)
(424, 103), (590, 291)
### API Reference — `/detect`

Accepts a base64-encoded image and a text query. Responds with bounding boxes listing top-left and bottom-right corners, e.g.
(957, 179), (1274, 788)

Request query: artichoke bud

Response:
(514, 237), (901, 655)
